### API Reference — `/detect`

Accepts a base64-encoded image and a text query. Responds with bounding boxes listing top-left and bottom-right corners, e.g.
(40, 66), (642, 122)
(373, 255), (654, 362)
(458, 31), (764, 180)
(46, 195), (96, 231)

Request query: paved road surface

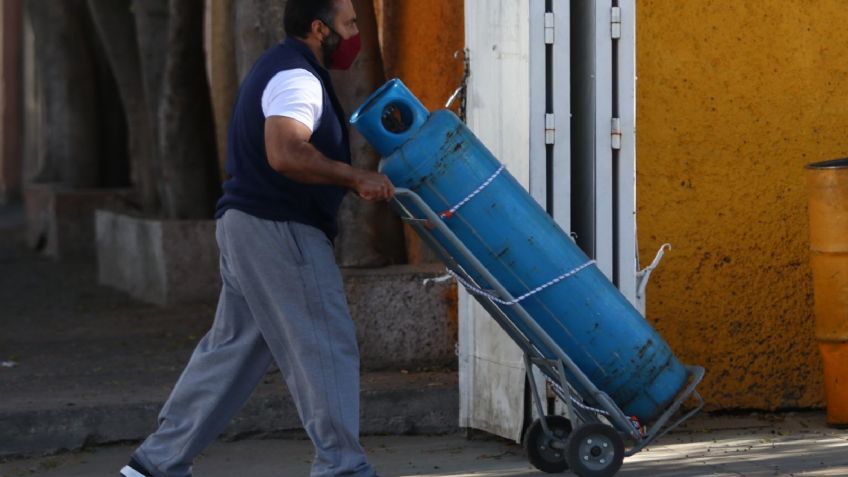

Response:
(3, 414), (848, 477)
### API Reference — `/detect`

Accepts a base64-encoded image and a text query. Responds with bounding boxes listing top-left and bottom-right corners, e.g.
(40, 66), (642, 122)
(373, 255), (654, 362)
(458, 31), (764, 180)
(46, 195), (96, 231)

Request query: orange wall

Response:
(377, 0), (465, 111)
(376, 0), (465, 265)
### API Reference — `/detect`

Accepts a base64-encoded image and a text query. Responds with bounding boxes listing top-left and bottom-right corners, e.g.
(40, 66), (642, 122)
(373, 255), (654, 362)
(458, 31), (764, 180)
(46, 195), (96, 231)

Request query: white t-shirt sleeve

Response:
(261, 68), (323, 132)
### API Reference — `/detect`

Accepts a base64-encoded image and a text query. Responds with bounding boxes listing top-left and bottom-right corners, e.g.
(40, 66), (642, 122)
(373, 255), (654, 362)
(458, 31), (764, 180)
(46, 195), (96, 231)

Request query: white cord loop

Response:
(422, 273), (454, 287)
(637, 243), (671, 299)
(440, 164), (505, 219)
(569, 395), (611, 416)
(448, 260), (595, 306)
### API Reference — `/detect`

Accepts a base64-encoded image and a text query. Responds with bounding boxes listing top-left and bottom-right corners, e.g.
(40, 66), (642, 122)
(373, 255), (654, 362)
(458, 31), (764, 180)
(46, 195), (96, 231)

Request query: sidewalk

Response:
(0, 206), (456, 457)
(1, 412), (847, 476)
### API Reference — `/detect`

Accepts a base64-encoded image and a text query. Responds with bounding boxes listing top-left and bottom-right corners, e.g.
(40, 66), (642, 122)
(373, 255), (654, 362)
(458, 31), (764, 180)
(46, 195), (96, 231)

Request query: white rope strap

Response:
(547, 379), (645, 435)
(569, 395), (611, 416)
(440, 164), (505, 219)
(546, 378), (611, 416)
(448, 260), (595, 306)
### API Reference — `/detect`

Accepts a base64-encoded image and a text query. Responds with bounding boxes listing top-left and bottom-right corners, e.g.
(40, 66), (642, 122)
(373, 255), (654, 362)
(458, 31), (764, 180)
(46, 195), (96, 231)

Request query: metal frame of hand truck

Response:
(392, 187), (705, 470)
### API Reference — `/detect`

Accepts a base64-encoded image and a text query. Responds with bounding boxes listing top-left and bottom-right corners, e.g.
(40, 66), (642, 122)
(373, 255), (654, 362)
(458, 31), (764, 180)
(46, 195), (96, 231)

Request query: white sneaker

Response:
(120, 466), (147, 477)
(119, 458), (152, 477)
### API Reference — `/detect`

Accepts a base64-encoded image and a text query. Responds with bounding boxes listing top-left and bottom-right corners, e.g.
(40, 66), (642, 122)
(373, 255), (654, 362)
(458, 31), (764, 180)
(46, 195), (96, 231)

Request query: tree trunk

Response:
(233, 0), (286, 82)
(89, 22), (130, 189)
(157, 0), (220, 219)
(21, 7), (45, 186)
(132, 0), (169, 212)
(132, 0), (169, 127)
(207, 0), (237, 178)
(25, 0), (100, 187)
(87, 0), (159, 212)
(1, 0), (23, 204)
(332, 0), (405, 267)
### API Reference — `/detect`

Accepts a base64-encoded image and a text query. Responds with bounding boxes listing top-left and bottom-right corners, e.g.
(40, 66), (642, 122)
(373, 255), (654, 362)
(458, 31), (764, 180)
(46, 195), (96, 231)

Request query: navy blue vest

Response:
(215, 37), (351, 239)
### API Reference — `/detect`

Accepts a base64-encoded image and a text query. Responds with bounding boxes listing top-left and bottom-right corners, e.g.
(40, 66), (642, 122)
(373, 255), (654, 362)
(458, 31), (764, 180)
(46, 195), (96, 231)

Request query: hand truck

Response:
(392, 187), (705, 477)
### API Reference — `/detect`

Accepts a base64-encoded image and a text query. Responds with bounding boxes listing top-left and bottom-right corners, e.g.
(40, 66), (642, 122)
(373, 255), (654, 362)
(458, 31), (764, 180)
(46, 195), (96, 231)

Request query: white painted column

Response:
(460, 0), (534, 443)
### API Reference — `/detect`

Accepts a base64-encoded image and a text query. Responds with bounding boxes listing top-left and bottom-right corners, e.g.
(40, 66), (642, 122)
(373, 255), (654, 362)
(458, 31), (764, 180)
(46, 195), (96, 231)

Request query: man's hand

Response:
(352, 169), (394, 202)
(265, 117), (395, 201)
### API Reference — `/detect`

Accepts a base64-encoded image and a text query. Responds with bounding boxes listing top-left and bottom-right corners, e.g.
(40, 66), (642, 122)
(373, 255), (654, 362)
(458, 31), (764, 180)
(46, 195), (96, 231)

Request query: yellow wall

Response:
(637, 1), (848, 409)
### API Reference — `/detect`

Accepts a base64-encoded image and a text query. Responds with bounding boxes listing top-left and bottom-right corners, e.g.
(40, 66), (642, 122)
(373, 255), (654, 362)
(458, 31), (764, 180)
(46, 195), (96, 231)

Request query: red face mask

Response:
(321, 22), (361, 70)
(329, 33), (361, 70)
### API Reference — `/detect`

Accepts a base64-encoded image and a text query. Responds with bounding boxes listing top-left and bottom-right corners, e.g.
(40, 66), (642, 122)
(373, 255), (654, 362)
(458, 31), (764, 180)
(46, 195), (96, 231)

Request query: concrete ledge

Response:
(24, 183), (134, 258)
(95, 210), (458, 370)
(0, 371), (458, 459)
(346, 265), (457, 371)
(95, 209), (220, 305)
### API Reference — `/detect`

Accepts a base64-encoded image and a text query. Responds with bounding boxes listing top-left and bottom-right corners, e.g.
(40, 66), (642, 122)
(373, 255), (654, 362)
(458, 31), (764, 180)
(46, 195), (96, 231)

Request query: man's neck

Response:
(298, 36), (325, 66)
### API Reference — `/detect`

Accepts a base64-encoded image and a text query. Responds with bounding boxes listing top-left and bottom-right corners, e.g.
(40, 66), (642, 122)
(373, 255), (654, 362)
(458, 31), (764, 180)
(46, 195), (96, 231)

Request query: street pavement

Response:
(2, 412), (847, 477)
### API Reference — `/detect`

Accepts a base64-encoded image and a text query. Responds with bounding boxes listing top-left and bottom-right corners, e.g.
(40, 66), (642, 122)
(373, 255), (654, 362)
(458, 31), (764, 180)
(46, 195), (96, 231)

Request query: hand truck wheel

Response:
(523, 415), (572, 473)
(565, 422), (624, 477)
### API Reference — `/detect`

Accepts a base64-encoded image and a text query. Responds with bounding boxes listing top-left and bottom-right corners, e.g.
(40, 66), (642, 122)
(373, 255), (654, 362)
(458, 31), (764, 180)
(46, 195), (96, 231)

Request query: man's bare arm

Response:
(264, 116), (393, 202)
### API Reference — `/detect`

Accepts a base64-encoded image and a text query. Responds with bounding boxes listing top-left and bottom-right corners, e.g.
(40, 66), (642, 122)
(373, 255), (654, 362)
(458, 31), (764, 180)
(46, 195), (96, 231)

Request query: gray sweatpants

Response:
(133, 209), (374, 477)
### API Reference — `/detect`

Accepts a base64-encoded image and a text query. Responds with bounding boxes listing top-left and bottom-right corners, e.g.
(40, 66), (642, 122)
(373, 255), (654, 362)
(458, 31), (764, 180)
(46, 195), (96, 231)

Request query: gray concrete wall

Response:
(95, 210), (458, 371)
(24, 184), (133, 258)
(346, 265), (457, 371)
(95, 209), (219, 305)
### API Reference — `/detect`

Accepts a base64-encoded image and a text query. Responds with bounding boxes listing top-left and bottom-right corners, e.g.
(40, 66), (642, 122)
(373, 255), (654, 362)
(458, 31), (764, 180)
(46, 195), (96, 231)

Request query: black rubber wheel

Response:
(565, 422), (625, 477)
(524, 415), (572, 473)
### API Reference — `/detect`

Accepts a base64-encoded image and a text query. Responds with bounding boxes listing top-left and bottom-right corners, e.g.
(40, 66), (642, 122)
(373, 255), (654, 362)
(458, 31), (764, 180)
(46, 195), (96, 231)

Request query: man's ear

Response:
(310, 19), (327, 41)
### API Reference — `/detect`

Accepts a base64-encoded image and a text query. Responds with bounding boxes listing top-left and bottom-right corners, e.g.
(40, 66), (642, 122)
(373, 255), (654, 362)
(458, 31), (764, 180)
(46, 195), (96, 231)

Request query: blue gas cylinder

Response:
(350, 79), (687, 422)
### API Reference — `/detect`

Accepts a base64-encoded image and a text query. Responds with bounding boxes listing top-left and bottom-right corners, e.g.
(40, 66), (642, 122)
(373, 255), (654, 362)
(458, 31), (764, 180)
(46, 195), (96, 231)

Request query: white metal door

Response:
(461, 0), (534, 442)
(460, 0), (638, 442)
(571, 0), (639, 306)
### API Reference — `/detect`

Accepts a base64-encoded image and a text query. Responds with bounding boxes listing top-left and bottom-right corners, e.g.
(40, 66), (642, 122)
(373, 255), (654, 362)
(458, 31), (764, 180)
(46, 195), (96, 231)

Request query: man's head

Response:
(284, 0), (360, 70)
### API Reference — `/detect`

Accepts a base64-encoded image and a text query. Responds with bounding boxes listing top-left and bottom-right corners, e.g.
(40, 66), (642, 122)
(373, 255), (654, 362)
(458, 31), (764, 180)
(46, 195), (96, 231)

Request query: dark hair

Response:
(284, 0), (338, 38)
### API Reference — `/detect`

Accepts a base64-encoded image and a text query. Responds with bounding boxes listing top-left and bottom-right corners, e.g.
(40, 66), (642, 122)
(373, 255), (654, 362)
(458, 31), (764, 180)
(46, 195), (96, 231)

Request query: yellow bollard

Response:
(807, 158), (848, 428)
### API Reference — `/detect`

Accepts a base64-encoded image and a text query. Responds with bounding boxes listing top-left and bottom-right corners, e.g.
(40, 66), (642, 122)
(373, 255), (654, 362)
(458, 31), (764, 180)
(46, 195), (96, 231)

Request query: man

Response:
(120, 1), (392, 476)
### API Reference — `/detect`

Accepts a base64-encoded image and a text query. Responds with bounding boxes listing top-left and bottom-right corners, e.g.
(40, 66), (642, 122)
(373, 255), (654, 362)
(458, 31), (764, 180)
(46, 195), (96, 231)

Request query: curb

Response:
(0, 371), (458, 459)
